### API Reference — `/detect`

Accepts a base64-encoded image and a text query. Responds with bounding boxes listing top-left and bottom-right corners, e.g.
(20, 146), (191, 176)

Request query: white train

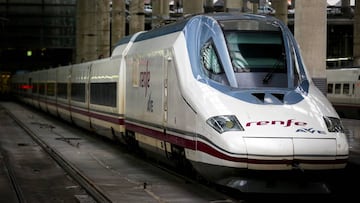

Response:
(327, 67), (360, 119)
(11, 13), (348, 188)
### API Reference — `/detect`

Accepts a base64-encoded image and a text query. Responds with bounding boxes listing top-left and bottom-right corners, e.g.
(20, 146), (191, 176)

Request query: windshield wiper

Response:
(262, 54), (285, 84)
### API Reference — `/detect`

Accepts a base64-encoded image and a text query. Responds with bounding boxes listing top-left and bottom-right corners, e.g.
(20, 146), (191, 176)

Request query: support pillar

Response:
(354, 1), (360, 65)
(96, 0), (110, 59)
(111, 0), (126, 51)
(76, 0), (97, 63)
(129, 0), (144, 35)
(183, 0), (203, 15)
(294, 0), (327, 94)
(225, 0), (243, 13)
(152, 0), (169, 28)
(272, 0), (288, 24)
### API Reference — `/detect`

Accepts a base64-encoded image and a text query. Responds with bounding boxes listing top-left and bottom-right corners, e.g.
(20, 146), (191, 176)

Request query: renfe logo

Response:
(245, 119), (307, 127)
(140, 61), (150, 97)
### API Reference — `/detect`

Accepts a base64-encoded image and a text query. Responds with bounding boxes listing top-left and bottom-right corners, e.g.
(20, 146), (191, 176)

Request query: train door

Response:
(69, 62), (91, 130)
(56, 65), (72, 123)
(165, 49), (197, 165)
(162, 50), (170, 158)
(87, 63), (92, 129)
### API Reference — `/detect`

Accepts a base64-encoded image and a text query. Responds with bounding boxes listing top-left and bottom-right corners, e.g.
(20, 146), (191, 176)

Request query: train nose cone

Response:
(244, 137), (337, 170)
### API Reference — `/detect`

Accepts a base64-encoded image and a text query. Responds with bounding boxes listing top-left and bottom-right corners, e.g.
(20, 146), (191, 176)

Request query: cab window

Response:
(201, 41), (223, 74)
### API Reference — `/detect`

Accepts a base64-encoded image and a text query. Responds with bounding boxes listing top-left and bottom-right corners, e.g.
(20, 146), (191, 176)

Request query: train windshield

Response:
(200, 19), (301, 89)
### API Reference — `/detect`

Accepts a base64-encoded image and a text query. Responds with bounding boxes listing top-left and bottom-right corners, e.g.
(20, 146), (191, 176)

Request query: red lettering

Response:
(257, 121), (269, 126)
(246, 122), (256, 127)
(285, 119), (293, 127)
(271, 120), (285, 125)
(294, 122), (307, 126)
(245, 119), (307, 128)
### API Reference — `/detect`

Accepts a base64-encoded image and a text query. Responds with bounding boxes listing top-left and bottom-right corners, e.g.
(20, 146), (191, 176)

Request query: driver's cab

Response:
(199, 17), (302, 90)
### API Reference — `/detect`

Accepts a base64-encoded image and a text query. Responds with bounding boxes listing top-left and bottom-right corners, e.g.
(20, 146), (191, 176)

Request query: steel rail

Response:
(5, 109), (113, 203)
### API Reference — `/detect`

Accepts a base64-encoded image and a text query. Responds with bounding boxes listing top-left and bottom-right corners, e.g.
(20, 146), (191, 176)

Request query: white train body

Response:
(327, 68), (360, 119)
(11, 14), (349, 181)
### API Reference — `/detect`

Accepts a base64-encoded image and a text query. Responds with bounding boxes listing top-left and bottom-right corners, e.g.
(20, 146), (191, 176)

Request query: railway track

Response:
(3, 102), (360, 202)
(0, 102), (236, 202)
(0, 147), (25, 202)
(7, 109), (110, 203)
(0, 105), (91, 203)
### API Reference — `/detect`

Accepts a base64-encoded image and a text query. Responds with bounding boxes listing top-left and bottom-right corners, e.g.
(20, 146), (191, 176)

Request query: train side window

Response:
(90, 82), (116, 107)
(47, 83), (55, 96)
(334, 83), (341, 94)
(71, 83), (85, 102)
(327, 83), (333, 94)
(201, 41), (223, 75)
(57, 83), (67, 99)
(39, 83), (45, 95)
(353, 83), (355, 95)
(32, 83), (38, 94)
(132, 58), (140, 87)
(343, 83), (350, 94)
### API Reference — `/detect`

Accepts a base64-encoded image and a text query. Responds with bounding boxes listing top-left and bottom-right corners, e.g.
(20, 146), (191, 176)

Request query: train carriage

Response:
(11, 13), (349, 190)
(56, 65), (72, 122)
(37, 69), (50, 112)
(69, 62), (91, 130)
(88, 58), (123, 140)
(0, 72), (11, 99)
(11, 72), (26, 101)
(327, 67), (360, 119)
(123, 13), (348, 178)
(28, 71), (39, 107)
(46, 68), (57, 116)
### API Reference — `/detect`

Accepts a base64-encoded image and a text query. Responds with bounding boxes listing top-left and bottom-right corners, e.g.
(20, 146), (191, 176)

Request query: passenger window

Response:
(327, 83), (333, 94)
(90, 82), (116, 107)
(343, 83), (349, 94)
(47, 83), (55, 96)
(57, 83), (67, 99)
(39, 83), (45, 95)
(201, 41), (223, 74)
(132, 58), (140, 87)
(32, 83), (37, 94)
(71, 83), (85, 102)
(353, 84), (355, 94)
(335, 83), (341, 94)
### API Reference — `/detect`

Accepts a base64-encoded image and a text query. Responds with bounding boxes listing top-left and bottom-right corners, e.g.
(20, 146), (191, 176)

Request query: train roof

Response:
(114, 13), (278, 47)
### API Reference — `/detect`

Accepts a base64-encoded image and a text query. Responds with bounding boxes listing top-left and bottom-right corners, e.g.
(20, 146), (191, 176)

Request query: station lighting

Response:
(27, 50), (32, 57)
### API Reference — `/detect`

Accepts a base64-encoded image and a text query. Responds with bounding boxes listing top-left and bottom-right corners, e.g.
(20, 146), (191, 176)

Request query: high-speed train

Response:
(11, 13), (349, 187)
(327, 67), (360, 119)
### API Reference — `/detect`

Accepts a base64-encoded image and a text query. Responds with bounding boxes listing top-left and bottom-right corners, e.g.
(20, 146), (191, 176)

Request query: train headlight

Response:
(206, 115), (244, 134)
(323, 116), (345, 133)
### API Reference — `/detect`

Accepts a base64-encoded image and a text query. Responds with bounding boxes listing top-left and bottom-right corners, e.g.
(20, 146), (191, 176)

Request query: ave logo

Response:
(296, 128), (326, 135)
